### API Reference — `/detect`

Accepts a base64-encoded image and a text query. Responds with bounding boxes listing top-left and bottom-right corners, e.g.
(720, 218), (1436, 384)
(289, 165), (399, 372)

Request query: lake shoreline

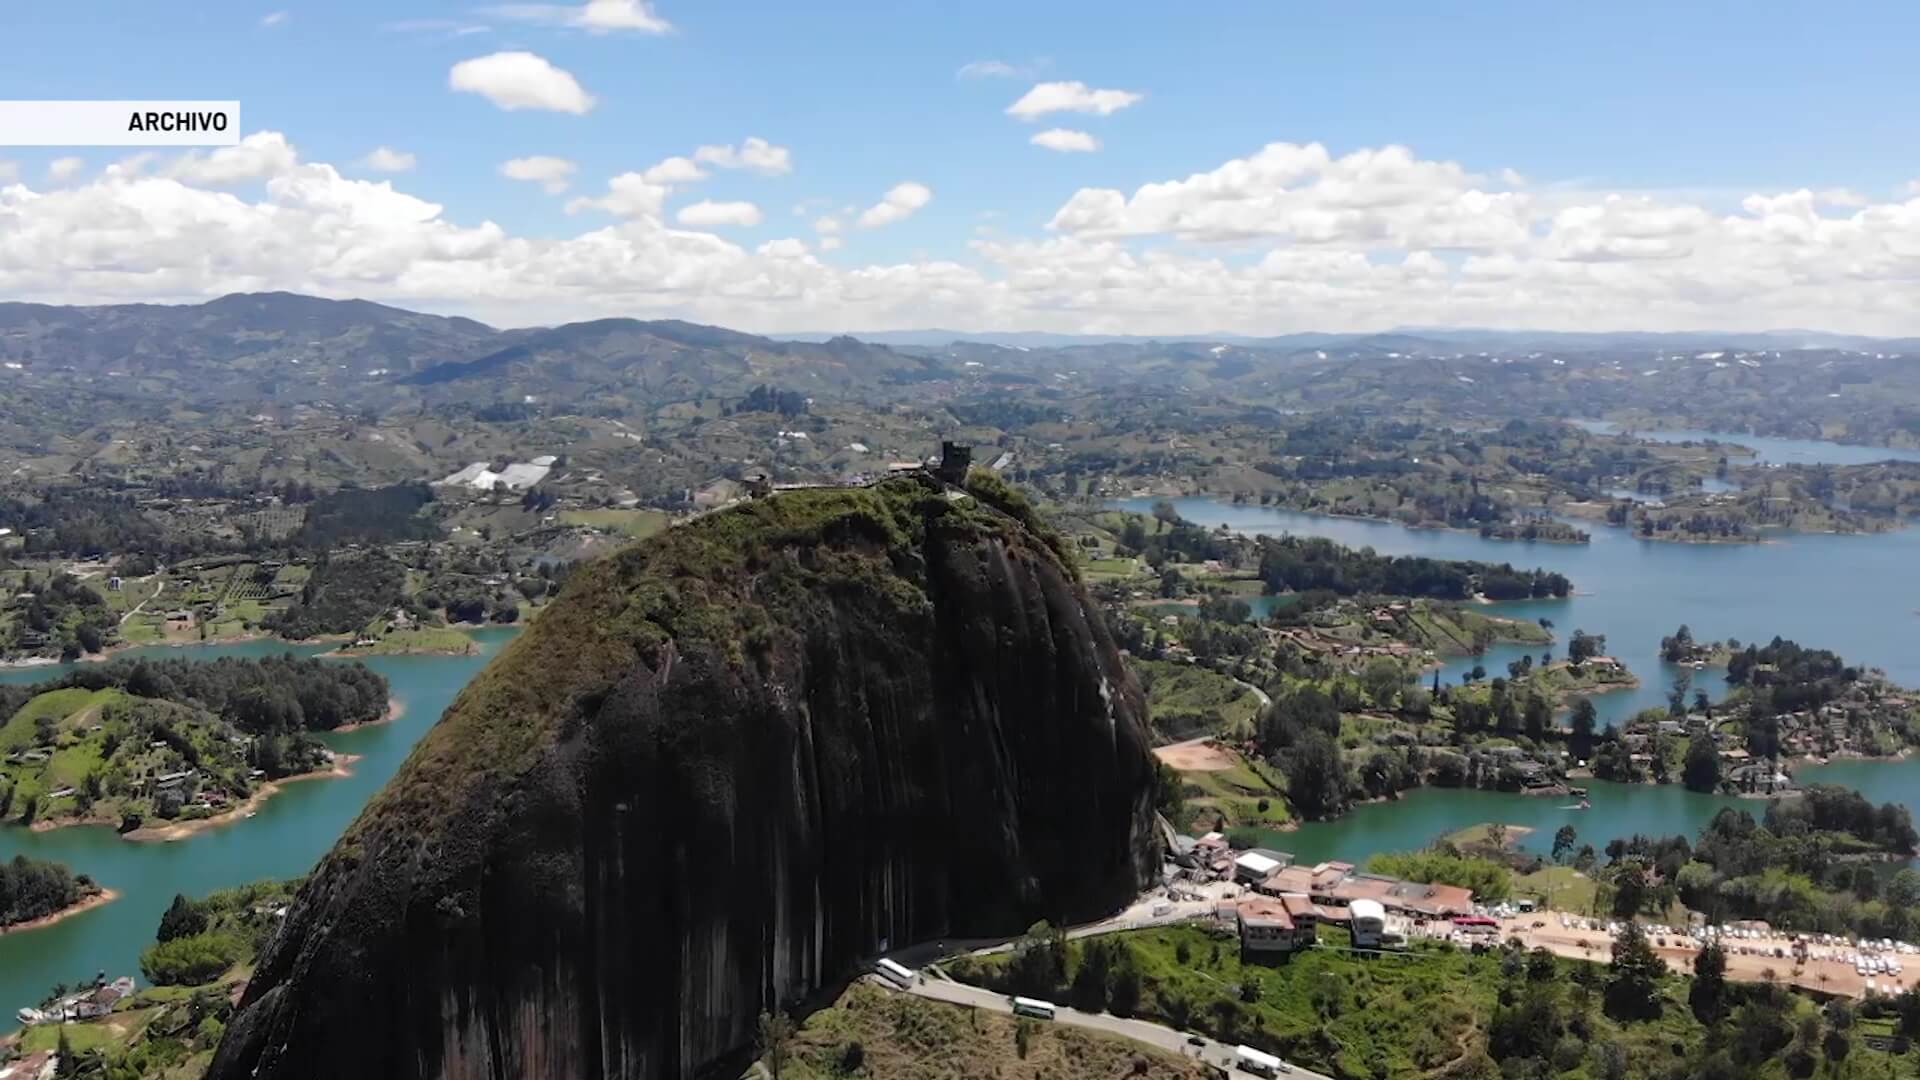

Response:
(332, 697), (405, 733)
(121, 753), (363, 843)
(0, 888), (119, 938)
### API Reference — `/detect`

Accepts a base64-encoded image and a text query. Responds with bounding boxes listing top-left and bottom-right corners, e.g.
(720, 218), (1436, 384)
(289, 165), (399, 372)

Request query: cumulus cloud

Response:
(260, 11), (289, 27)
(565, 172), (671, 218)
(692, 137), (792, 176)
(1006, 81), (1142, 120)
(812, 215), (842, 235)
(165, 132), (299, 186)
(485, 0), (672, 34)
(12, 132), (1920, 336)
(500, 155), (577, 193)
(0, 161), (18, 183)
(857, 183), (932, 229)
(677, 200), (762, 227)
(360, 147), (417, 173)
(47, 157), (85, 182)
(449, 51), (595, 114)
(1030, 128), (1099, 153)
(1046, 141), (1533, 250)
(642, 156), (708, 184)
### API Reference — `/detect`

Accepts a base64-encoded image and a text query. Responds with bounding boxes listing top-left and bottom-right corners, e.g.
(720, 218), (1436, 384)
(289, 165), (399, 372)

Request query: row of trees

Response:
(1255, 534), (1571, 601)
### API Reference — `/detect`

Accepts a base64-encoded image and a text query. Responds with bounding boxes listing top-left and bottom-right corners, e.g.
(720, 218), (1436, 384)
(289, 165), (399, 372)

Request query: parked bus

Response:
(1010, 996), (1056, 1020)
(874, 958), (916, 988)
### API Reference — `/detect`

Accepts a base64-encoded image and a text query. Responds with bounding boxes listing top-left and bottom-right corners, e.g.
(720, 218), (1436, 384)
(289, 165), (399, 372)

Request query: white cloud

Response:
(1047, 141), (1533, 249)
(500, 155), (577, 193)
(1006, 81), (1142, 120)
(642, 156), (708, 184)
(360, 147), (417, 173)
(812, 215), (842, 235)
(0, 161), (17, 183)
(677, 200), (762, 228)
(449, 51), (595, 114)
(1030, 128), (1099, 153)
(48, 157), (85, 182)
(165, 132), (298, 186)
(857, 182), (932, 228)
(483, 0), (671, 34)
(260, 11), (289, 27)
(958, 58), (1049, 80)
(13, 131), (1920, 337)
(692, 137), (792, 176)
(385, 18), (492, 36)
(958, 60), (1016, 79)
(565, 171), (672, 218)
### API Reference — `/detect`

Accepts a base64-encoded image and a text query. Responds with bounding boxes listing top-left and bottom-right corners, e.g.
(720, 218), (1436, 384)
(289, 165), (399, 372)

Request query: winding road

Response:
(892, 975), (1331, 1080)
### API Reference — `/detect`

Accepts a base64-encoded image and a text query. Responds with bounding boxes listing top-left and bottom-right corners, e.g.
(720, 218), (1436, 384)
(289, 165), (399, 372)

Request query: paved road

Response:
(894, 976), (1331, 1080)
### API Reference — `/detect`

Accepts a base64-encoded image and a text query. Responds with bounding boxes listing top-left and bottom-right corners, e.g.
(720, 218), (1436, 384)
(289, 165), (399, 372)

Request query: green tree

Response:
(1569, 698), (1598, 760)
(1108, 946), (1142, 1018)
(1522, 693), (1550, 741)
(1069, 939), (1111, 1012)
(1689, 940), (1727, 1023)
(1552, 825), (1578, 864)
(1604, 921), (1664, 1021)
(1568, 629), (1606, 666)
(1682, 737), (1721, 794)
(157, 894), (208, 943)
(1280, 730), (1348, 820)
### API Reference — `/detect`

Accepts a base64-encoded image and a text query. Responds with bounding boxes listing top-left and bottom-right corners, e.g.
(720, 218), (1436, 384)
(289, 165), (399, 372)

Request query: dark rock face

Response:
(209, 478), (1158, 1080)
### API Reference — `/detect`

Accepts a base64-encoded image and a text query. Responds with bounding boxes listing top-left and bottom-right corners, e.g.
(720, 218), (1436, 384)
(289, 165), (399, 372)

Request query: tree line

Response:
(34, 653), (389, 734)
(1255, 534), (1570, 601)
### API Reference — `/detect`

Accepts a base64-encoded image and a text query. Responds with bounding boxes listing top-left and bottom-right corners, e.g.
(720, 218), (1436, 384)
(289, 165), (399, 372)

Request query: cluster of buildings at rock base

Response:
(1173, 833), (1479, 956)
(13, 976), (135, 1029)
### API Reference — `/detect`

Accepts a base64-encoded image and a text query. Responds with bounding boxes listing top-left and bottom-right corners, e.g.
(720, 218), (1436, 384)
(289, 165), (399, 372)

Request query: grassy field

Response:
(1133, 658), (1264, 740)
(560, 508), (671, 539)
(1514, 865), (1602, 916)
(1171, 750), (1291, 833)
(1081, 556), (1142, 579)
(335, 625), (477, 656)
(780, 980), (1210, 1080)
(1, 687), (122, 751)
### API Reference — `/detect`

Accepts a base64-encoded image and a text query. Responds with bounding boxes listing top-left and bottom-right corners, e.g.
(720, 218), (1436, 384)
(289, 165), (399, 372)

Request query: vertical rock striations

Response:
(209, 475), (1159, 1080)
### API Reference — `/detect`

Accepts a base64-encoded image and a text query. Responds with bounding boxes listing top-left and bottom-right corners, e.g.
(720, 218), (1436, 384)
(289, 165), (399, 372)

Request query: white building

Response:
(1233, 851), (1283, 884)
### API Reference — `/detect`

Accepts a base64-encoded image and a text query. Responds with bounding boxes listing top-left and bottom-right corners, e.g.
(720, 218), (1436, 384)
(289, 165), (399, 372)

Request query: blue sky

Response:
(3, 1), (1920, 333)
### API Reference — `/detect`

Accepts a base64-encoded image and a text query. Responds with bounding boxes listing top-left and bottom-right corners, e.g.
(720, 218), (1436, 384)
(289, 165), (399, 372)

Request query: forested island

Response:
(0, 655), (388, 836)
(0, 854), (104, 934)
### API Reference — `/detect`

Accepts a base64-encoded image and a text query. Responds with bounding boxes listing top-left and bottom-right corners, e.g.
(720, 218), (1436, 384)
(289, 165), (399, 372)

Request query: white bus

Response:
(874, 958), (916, 988)
(1235, 1044), (1287, 1076)
(1010, 996), (1056, 1020)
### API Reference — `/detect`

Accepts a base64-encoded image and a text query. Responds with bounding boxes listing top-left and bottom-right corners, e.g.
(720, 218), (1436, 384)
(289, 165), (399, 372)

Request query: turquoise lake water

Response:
(0, 628), (519, 1019)
(1114, 489), (1920, 872)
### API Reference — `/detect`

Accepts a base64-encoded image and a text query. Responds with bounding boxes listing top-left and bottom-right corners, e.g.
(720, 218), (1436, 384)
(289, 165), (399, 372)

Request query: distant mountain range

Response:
(1, 294), (1915, 432)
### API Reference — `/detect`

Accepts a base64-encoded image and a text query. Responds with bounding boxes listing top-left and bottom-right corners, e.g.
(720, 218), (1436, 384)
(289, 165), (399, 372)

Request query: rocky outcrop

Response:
(209, 475), (1159, 1080)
